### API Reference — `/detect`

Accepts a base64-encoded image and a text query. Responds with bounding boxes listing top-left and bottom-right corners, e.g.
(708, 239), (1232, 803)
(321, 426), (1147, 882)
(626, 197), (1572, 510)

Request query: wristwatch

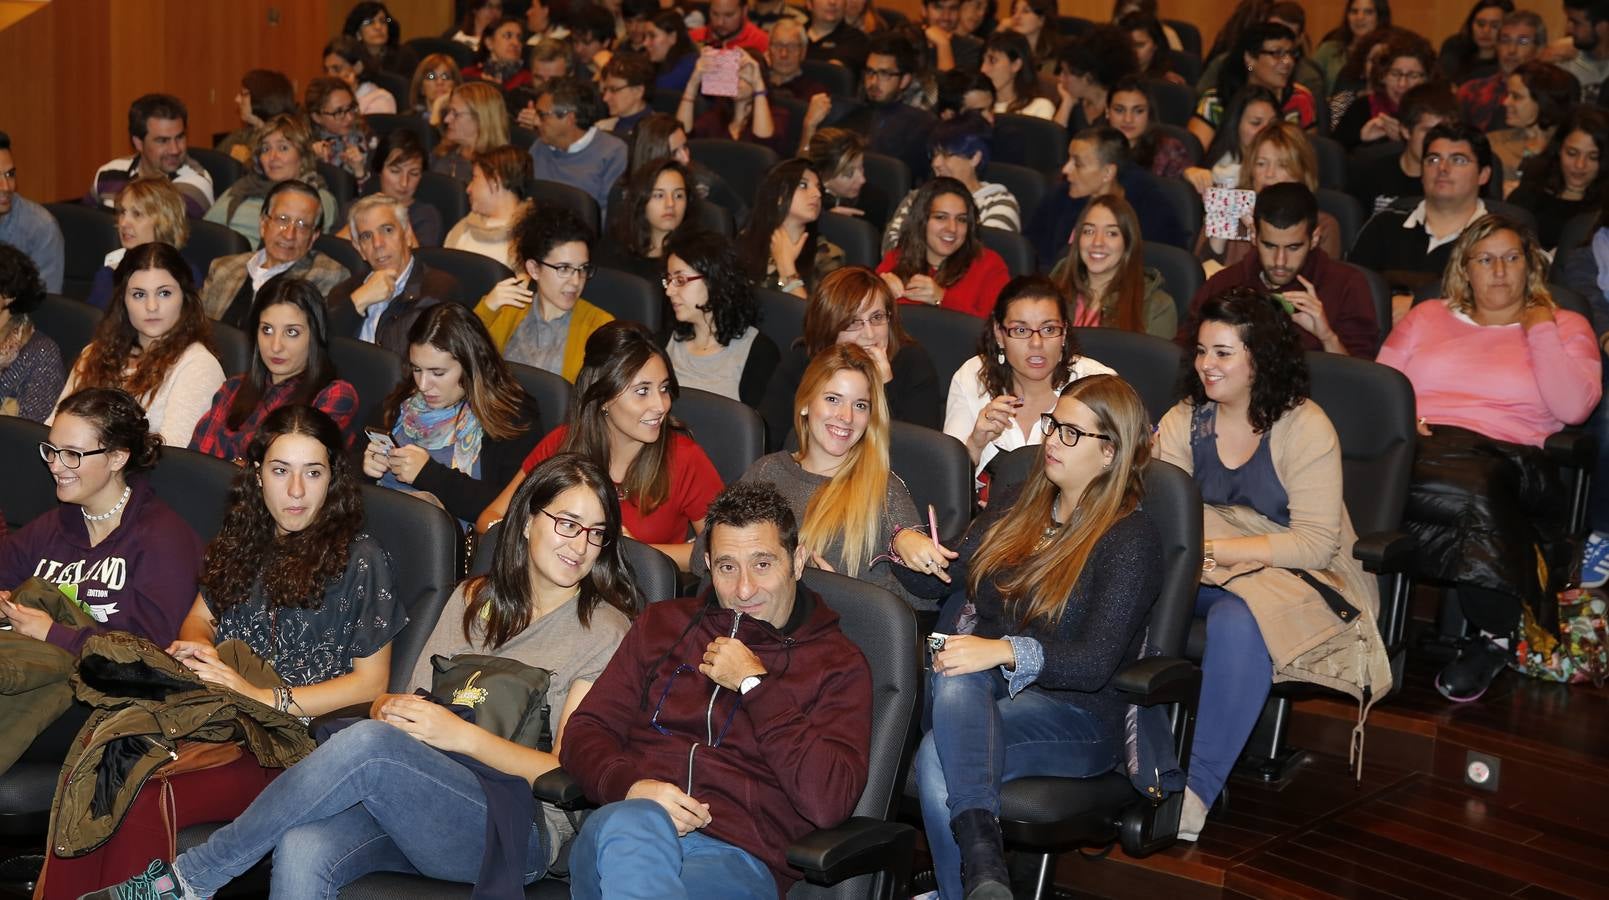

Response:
(1202, 540), (1217, 573)
(739, 674), (763, 695)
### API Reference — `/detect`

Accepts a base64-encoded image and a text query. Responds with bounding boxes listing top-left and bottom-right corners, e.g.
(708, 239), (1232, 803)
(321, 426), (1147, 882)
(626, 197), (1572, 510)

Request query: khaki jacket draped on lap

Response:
(1158, 399), (1393, 774)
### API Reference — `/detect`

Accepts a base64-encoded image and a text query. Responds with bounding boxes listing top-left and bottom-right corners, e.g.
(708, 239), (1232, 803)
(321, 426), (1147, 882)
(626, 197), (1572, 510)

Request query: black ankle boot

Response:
(950, 808), (1012, 900)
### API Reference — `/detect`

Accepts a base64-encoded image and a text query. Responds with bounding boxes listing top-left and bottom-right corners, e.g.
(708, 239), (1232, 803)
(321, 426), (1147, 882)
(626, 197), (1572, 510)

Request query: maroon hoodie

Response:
(560, 588), (873, 897)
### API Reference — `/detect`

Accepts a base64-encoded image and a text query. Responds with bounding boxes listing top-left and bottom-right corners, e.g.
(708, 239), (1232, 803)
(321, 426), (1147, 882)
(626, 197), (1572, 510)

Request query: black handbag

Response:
(430, 654), (555, 751)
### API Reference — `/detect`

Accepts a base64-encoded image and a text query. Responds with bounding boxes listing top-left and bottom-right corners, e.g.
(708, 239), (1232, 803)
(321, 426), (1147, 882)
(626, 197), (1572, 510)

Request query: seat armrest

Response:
(786, 817), (916, 886)
(1112, 657), (1199, 706)
(532, 768), (590, 809)
(1545, 429), (1596, 469)
(1353, 530), (1416, 573)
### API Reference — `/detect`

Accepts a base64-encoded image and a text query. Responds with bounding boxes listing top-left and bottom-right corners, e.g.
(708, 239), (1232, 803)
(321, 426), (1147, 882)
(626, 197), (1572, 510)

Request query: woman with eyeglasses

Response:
(408, 53), (463, 128)
(191, 277), (357, 462)
(661, 230), (780, 407)
(698, 343), (930, 613)
(760, 267), (942, 451)
(55, 243), (225, 448)
(478, 321), (724, 571)
(877, 178), (1012, 319)
(476, 208), (613, 381)
(344, 1), (418, 77)
(1189, 22), (1317, 152)
(736, 159), (845, 300)
(1379, 216), (1600, 701)
(363, 303), (540, 526)
(944, 276), (1114, 479)
(897, 373), (1163, 900)
(1159, 287), (1390, 842)
(307, 76), (376, 183)
(1328, 30), (1433, 150)
(0, 388), (203, 771)
(205, 114), (341, 247)
(93, 453), (635, 899)
(324, 35), (398, 115)
(430, 82), (512, 187)
(53, 404), (406, 900)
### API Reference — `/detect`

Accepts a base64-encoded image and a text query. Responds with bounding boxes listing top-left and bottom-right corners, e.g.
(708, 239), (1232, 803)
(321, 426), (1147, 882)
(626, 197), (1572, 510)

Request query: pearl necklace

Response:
(82, 485), (132, 523)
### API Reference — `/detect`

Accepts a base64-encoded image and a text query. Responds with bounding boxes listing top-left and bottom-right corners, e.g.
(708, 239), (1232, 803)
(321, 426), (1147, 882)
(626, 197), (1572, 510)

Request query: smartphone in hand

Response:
(364, 428), (396, 453)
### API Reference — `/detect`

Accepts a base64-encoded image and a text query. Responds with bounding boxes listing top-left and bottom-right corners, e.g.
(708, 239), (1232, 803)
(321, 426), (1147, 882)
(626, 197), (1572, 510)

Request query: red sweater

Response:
(876, 247), (1011, 318)
(561, 592), (872, 896)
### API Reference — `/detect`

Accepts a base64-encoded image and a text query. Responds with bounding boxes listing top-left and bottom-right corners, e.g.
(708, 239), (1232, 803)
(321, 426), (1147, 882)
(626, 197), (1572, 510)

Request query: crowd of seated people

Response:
(5, 0), (1609, 897)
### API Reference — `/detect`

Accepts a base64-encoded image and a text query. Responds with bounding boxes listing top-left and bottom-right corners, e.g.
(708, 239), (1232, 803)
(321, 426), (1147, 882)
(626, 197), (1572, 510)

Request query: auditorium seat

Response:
(44, 203), (118, 301)
(32, 294), (102, 370)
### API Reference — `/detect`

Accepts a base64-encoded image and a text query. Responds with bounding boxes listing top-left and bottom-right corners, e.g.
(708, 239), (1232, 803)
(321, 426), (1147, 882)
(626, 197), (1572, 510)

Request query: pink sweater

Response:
(1376, 301), (1602, 447)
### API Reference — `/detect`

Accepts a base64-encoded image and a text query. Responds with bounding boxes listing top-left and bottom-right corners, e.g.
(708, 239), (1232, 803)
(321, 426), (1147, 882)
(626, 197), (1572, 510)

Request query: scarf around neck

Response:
(396, 392), (485, 475)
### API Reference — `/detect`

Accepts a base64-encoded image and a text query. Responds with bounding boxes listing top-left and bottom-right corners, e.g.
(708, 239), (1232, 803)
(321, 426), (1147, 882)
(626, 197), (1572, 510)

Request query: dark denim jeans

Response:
(914, 668), (1118, 900)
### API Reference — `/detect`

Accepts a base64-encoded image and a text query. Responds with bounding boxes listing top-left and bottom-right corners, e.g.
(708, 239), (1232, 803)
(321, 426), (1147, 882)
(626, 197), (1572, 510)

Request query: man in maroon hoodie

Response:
(561, 482), (873, 899)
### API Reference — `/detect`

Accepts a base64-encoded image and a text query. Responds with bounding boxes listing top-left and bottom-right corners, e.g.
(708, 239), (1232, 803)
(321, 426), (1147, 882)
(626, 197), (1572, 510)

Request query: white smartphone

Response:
(364, 428), (395, 452)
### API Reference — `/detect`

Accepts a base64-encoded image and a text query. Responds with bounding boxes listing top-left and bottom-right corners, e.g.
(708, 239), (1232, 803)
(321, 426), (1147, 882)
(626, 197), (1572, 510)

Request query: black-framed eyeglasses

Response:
(1039, 414), (1110, 448)
(360, 15), (394, 27)
(1003, 322), (1066, 340)
(539, 508), (611, 547)
(319, 104), (359, 117)
(39, 442), (110, 469)
(650, 664), (740, 745)
(538, 260), (595, 280)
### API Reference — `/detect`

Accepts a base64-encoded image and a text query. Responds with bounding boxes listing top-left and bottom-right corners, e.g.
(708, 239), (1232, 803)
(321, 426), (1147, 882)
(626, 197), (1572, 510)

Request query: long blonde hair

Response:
(968, 374), (1151, 625)
(792, 344), (891, 577)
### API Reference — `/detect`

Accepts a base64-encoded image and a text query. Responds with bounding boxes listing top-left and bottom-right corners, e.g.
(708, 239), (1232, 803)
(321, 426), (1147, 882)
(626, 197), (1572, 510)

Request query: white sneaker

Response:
(1177, 788), (1208, 842)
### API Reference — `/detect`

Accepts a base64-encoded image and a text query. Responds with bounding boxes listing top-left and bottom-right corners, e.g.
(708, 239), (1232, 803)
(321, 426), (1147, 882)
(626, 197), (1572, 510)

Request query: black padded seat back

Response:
(366, 113), (438, 154)
(890, 422), (973, 545)
(527, 178), (601, 235)
(415, 170), (469, 234)
(0, 415), (54, 530)
(1070, 327), (1185, 426)
(755, 286), (805, 353)
(978, 227), (1035, 277)
(182, 219), (253, 280)
(1317, 188), (1364, 256)
(211, 321), (253, 376)
(358, 482), (462, 691)
(330, 335), (406, 432)
(980, 161), (1048, 228)
(1342, 261), (1392, 350)
(673, 387), (763, 486)
(506, 360), (571, 431)
(1310, 134), (1348, 191)
(45, 203), (118, 300)
(816, 212), (880, 268)
(1304, 351), (1415, 540)
(314, 234), (366, 279)
(899, 304), (985, 390)
(147, 447), (239, 541)
(189, 147), (245, 196)
(1142, 240), (1201, 326)
(991, 115), (1069, 174)
(414, 246), (514, 309)
(801, 59), (857, 97)
(1146, 79), (1196, 128)
(687, 139), (779, 214)
(857, 152), (910, 231)
(587, 265), (664, 333)
(33, 294), (102, 370)
(471, 523), (677, 611)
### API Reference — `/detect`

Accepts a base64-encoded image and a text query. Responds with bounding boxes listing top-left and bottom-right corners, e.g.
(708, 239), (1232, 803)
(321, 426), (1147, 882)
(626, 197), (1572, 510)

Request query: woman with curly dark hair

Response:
(1509, 106), (1609, 250)
(599, 158), (695, 284)
(1489, 60), (1583, 196)
(1190, 22), (1317, 151)
(190, 276), (357, 462)
(363, 303), (542, 526)
(96, 453), (636, 899)
(1327, 28), (1434, 150)
(0, 243), (65, 422)
(736, 159), (845, 299)
(943, 276), (1114, 478)
(661, 230), (781, 406)
(1052, 25), (1139, 130)
(55, 242), (224, 447)
(476, 207), (612, 380)
(478, 322), (725, 571)
(0, 388), (202, 771)
(44, 403), (407, 899)
(1158, 287), (1389, 842)
(876, 177), (1011, 318)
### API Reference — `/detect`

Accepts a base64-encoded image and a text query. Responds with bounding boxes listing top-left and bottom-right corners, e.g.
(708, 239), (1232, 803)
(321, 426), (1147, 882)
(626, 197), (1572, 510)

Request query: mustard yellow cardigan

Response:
(475, 297), (614, 382)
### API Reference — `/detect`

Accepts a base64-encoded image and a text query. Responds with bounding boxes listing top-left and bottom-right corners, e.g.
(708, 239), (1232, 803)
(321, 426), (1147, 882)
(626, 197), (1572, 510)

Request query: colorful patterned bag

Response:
(1512, 588), (1609, 687)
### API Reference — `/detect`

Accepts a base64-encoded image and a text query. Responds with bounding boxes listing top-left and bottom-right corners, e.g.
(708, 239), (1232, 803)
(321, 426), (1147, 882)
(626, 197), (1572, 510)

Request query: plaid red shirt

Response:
(188, 375), (359, 461)
(1457, 72), (1507, 132)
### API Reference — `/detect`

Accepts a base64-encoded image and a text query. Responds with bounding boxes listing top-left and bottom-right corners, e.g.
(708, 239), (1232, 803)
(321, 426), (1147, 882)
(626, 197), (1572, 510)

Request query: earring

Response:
(601, 405), (609, 417)
(1247, 64), (1253, 71)
(996, 350), (1006, 365)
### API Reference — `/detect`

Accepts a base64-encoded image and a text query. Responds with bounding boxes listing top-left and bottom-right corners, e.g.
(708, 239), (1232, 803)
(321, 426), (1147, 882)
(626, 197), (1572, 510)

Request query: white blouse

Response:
(942, 353), (1116, 478)
(53, 342), (225, 448)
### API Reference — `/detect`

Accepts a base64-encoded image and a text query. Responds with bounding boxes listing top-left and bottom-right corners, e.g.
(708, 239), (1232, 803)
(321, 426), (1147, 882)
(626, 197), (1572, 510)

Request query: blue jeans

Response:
(174, 719), (547, 900)
(1185, 587), (1273, 807)
(567, 799), (776, 900)
(915, 668), (1118, 900)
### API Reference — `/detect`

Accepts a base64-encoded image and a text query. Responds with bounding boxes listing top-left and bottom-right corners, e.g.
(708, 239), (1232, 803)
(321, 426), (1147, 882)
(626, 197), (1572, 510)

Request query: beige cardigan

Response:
(1158, 398), (1393, 774)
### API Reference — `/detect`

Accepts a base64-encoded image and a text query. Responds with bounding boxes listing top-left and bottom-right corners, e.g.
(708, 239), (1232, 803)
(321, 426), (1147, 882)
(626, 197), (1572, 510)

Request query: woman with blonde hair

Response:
(1197, 120), (1342, 268)
(408, 52), (463, 126)
(703, 343), (929, 611)
(204, 114), (340, 246)
(431, 81), (512, 185)
(1051, 194), (1176, 338)
(55, 243), (225, 447)
(88, 179), (199, 310)
(899, 373), (1163, 900)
